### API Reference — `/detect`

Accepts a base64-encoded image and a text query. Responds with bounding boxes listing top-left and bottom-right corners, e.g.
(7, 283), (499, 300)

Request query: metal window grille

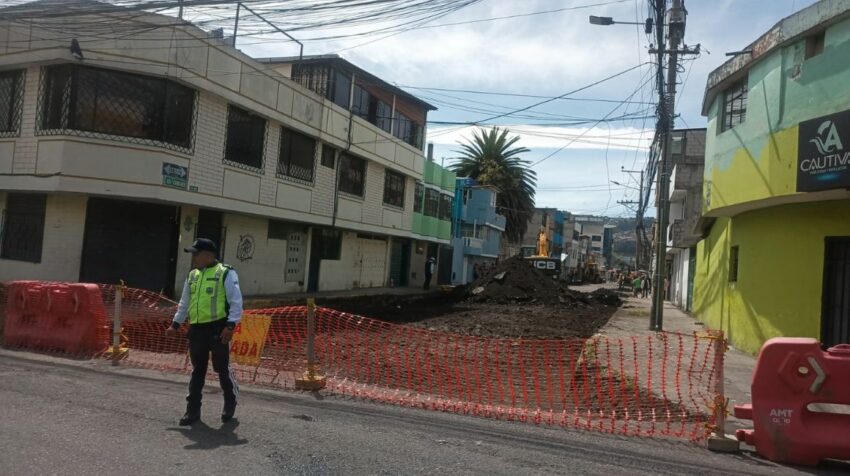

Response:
(277, 126), (316, 184)
(0, 69), (24, 138)
(291, 64), (330, 99)
(320, 144), (336, 168)
(338, 153), (366, 197)
(36, 64), (197, 152)
(383, 170), (405, 208)
(0, 193), (46, 263)
(721, 79), (747, 132)
(413, 181), (424, 213)
(224, 105), (266, 172)
(424, 188), (439, 217)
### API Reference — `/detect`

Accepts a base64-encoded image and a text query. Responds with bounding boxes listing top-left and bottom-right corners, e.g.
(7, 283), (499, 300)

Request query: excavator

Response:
(525, 228), (562, 278)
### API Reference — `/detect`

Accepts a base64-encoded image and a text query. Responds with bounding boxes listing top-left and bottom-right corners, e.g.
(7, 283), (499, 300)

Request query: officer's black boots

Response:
(179, 410), (200, 426)
(221, 402), (236, 423)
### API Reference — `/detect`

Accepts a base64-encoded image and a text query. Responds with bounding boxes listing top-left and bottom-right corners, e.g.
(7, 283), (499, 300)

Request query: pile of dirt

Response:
(465, 256), (622, 309)
(466, 256), (562, 305)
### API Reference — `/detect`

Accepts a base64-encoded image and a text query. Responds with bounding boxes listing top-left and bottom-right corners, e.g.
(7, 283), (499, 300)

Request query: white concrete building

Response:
(665, 129), (706, 312)
(0, 2), (438, 296)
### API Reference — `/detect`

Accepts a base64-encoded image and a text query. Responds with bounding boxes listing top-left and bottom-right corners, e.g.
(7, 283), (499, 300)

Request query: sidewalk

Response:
(244, 286), (441, 309)
(599, 285), (756, 431)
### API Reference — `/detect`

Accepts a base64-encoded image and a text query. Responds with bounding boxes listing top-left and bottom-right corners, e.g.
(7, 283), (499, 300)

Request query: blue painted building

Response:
(450, 179), (506, 285)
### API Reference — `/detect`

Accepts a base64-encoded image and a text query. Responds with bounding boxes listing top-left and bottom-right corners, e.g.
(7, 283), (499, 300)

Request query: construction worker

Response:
(165, 238), (243, 426)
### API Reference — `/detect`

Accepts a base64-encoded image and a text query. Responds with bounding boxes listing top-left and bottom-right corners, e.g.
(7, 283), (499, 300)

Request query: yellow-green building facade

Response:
(695, 0), (850, 354)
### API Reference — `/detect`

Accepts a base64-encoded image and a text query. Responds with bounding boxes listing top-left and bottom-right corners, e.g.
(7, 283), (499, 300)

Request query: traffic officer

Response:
(165, 238), (243, 426)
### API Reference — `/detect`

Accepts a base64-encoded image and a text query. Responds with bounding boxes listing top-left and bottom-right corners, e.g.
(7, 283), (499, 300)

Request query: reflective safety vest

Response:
(187, 262), (232, 325)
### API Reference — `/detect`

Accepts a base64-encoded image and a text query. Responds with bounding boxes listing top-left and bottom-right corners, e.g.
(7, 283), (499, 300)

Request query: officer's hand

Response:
(220, 327), (233, 344)
(165, 326), (177, 338)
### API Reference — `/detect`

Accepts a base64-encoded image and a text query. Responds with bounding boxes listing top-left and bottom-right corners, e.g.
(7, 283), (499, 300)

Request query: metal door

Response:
(821, 237), (850, 346)
(80, 198), (179, 296)
(286, 230), (306, 284)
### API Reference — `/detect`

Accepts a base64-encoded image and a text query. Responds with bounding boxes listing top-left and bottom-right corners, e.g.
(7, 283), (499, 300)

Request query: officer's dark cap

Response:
(184, 238), (218, 254)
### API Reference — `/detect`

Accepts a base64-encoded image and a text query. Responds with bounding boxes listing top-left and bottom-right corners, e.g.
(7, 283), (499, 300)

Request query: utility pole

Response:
(620, 168), (644, 269)
(650, 0), (694, 331)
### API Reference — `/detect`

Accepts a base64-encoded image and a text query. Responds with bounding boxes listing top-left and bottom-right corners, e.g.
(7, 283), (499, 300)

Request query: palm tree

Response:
(450, 127), (536, 242)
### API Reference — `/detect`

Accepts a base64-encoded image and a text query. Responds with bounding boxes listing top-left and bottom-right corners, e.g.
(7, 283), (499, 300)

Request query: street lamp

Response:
(589, 15), (654, 34)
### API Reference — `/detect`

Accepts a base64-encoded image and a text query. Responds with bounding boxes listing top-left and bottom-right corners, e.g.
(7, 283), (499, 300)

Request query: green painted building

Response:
(694, 0), (850, 354)
(412, 160), (456, 243)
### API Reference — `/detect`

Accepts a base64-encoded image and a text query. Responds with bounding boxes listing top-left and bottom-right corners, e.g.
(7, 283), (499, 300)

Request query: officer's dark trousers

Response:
(186, 320), (238, 412)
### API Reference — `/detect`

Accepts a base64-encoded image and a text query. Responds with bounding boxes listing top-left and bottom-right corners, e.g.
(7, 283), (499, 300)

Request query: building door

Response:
(195, 209), (224, 258)
(437, 245), (453, 285)
(821, 237), (850, 347)
(285, 229), (306, 285)
(80, 198), (179, 296)
(389, 239), (410, 287)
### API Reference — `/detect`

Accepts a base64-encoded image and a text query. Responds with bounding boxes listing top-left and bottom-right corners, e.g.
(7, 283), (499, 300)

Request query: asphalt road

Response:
(0, 352), (847, 476)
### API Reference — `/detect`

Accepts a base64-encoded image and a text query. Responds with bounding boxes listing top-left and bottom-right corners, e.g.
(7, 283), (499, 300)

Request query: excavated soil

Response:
(300, 257), (624, 339)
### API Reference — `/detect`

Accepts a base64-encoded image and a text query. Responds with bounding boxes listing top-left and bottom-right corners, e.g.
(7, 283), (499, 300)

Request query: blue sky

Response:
(243, 0), (819, 217)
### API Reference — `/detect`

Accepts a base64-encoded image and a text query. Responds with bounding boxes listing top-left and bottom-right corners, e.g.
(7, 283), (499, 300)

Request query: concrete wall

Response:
(0, 192), (86, 282)
(693, 200), (850, 354)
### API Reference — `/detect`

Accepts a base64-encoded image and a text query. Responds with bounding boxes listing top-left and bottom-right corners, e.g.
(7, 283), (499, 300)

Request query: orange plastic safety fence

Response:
(313, 307), (718, 441)
(1, 281), (721, 441)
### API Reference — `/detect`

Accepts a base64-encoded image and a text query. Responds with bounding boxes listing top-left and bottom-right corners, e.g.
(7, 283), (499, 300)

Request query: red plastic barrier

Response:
(734, 337), (850, 466)
(2, 281), (109, 355)
(3, 281), (48, 348)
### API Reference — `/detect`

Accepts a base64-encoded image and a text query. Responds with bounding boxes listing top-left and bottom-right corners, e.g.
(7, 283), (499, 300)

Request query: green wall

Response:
(693, 200), (850, 354)
(704, 16), (850, 215)
(412, 161), (455, 241)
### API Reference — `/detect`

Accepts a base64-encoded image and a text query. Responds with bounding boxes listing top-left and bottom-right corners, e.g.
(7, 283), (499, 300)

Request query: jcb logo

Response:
(534, 261), (557, 270)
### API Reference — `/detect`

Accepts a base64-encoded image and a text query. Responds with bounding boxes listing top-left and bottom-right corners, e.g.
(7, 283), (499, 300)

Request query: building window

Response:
(591, 235), (602, 242)
(721, 78), (747, 132)
(38, 64), (195, 150)
(729, 245), (739, 282)
(317, 228), (342, 260)
(806, 30), (825, 59)
(424, 188), (439, 217)
(393, 112), (423, 149)
(1, 193), (46, 263)
(338, 153), (366, 197)
(224, 105), (266, 171)
(0, 69), (24, 137)
(413, 182), (424, 213)
(352, 84), (392, 134)
(278, 126), (316, 183)
(383, 170), (406, 208)
(376, 100), (393, 133)
(291, 63), (331, 98)
(268, 219), (289, 240)
(439, 193), (453, 221)
(352, 84), (370, 120)
(321, 144), (336, 168)
(331, 69), (351, 109)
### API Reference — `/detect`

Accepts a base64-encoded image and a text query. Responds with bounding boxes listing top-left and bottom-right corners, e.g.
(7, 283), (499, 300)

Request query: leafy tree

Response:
(450, 127), (536, 242)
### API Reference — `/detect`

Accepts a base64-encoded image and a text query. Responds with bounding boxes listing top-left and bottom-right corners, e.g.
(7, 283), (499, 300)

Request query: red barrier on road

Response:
(734, 338), (850, 466)
(3, 282), (110, 355)
(1, 282), (723, 442)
